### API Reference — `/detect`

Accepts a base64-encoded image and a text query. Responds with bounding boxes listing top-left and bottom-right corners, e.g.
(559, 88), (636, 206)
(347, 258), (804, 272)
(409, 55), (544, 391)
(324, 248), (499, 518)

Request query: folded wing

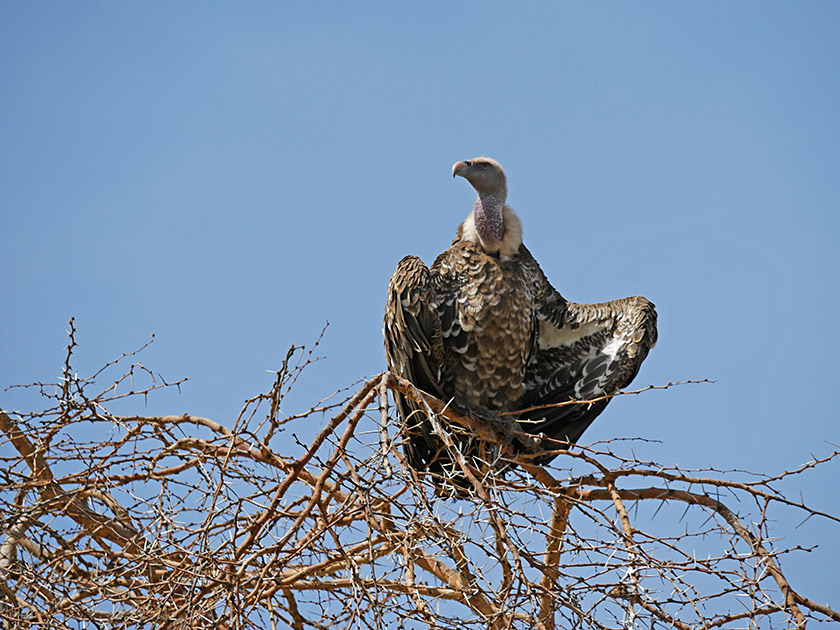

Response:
(383, 255), (446, 471)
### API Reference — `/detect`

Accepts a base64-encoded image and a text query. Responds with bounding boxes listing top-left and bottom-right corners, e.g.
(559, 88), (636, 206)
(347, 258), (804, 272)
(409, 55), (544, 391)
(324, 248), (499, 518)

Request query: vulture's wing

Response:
(383, 255), (445, 470)
(520, 251), (658, 458)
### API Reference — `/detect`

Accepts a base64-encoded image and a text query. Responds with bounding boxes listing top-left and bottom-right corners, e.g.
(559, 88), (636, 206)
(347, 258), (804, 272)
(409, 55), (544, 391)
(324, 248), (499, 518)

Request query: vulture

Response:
(384, 157), (657, 488)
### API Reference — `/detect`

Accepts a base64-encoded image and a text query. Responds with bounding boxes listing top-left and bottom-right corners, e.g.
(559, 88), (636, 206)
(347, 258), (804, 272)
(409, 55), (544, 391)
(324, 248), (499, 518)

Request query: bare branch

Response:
(1, 330), (836, 629)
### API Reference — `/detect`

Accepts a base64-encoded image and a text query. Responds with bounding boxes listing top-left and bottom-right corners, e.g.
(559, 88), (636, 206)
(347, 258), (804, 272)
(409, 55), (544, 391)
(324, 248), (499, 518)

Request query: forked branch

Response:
(1, 333), (837, 629)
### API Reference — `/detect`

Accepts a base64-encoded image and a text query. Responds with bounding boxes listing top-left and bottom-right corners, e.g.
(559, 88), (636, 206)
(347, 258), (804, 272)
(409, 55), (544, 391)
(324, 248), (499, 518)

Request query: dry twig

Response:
(1, 327), (837, 628)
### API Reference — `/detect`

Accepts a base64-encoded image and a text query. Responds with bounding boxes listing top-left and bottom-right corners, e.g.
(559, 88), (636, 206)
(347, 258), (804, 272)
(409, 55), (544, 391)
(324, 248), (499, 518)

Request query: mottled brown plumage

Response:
(384, 157), (657, 486)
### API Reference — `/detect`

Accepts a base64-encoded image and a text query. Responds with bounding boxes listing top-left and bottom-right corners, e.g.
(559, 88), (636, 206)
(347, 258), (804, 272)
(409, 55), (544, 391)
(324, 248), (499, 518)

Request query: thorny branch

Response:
(0, 328), (838, 629)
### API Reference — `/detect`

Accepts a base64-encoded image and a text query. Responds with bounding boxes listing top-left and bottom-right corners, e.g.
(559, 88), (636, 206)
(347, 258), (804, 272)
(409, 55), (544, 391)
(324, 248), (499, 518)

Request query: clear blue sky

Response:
(2, 2), (839, 609)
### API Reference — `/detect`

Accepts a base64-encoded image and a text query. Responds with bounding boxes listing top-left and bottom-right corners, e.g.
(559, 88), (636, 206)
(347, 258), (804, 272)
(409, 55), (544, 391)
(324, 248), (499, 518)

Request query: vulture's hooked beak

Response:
(452, 161), (471, 178)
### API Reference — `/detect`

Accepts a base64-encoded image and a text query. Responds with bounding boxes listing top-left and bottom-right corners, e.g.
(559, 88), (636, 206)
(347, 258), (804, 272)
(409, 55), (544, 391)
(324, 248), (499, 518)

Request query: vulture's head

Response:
(452, 157), (507, 199)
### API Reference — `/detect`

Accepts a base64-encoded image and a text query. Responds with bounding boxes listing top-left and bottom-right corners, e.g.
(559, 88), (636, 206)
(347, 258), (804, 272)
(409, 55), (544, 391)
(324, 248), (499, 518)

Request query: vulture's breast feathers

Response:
(431, 239), (537, 414)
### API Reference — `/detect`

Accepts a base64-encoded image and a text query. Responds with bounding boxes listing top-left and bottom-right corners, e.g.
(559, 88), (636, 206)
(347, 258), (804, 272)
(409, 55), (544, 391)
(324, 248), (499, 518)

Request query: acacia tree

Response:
(1, 321), (838, 629)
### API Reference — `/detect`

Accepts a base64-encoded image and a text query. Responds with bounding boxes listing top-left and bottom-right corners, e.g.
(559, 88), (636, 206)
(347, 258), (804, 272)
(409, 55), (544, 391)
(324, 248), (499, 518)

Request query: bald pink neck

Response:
(473, 191), (506, 250)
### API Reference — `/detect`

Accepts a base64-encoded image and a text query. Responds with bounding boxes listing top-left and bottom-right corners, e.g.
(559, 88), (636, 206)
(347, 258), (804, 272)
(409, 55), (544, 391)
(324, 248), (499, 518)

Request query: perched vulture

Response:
(384, 157), (657, 487)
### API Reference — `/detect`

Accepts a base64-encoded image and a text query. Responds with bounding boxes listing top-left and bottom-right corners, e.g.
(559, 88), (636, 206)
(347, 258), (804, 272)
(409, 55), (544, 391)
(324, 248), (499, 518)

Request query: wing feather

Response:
(517, 247), (658, 458)
(383, 256), (446, 470)
(522, 296), (657, 452)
